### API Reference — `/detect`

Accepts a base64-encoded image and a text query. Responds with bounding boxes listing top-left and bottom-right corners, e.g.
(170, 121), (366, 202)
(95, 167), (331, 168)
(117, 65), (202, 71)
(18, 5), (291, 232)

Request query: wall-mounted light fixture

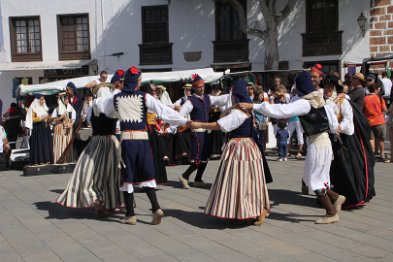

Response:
(357, 12), (367, 37)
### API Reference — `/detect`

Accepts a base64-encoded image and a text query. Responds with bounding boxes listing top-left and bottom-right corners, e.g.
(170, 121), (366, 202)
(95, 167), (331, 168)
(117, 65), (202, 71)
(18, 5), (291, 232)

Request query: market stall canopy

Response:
(18, 68), (226, 96)
(0, 60), (94, 71)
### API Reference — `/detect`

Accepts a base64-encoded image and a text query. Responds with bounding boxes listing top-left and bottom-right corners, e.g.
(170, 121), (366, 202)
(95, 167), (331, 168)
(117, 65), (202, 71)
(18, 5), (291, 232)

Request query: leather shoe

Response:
(334, 195), (346, 212)
(121, 215), (137, 225)
(179, 176), (190, 189)
(152, 209), (164, 225)
(315, 213), (339, 224)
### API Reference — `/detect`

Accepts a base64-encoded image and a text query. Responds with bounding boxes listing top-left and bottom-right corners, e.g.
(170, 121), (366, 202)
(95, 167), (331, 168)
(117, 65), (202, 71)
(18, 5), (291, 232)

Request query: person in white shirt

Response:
(238, 71), (346, 224)
(381, 72), (392, 106)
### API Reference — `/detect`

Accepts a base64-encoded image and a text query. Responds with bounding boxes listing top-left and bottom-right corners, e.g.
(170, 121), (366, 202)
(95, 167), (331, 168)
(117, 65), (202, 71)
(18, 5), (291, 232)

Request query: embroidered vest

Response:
(189, 94), (211, 122)
(114, 90), (147, 131)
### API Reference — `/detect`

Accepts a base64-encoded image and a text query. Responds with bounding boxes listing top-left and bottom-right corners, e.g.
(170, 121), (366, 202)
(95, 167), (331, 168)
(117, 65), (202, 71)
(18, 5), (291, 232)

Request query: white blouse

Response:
(253, 99), (338, 134)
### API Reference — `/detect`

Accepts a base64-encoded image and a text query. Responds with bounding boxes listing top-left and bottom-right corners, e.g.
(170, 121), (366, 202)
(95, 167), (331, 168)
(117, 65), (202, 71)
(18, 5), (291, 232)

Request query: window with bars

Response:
(57, 14), (90, 60)
(9, 17), (42, 62)
(214, 0), (249, 63)
(140, 5), (172, 65)
(303, 0), (342, 56)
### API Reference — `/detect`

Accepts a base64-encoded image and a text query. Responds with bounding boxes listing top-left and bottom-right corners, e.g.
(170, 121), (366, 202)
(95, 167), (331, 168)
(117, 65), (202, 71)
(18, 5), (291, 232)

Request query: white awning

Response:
(0, 59), (94, 71)
(18, 68), (227, 96)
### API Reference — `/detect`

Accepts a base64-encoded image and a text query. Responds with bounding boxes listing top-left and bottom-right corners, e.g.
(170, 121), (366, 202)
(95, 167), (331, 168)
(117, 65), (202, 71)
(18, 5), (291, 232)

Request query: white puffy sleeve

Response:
(145, 94), (188, 127)
(339, 99), (354, 135)
(179, 100), (193, 117)
(253, 99), (311, 118)
(209, 94), (231, 107)
(93, 97), (117, 119)
(217, 109), (249, 132)
(324, 104), (339, 133)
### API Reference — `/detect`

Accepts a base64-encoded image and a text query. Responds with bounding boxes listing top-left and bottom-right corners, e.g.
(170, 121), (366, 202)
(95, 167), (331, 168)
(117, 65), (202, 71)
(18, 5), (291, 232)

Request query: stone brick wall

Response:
(370, 0), (393, 68)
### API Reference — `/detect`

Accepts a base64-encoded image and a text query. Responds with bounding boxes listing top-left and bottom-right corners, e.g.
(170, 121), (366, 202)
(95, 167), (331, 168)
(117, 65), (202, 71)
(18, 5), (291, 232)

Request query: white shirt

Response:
(253, 99), (338, 134)
(381, 77), (392, 98)
(0, 126), (6, 153)
(94, 93), (188, 127)
(179, 94), (230, 117)
(217, 109), (249, 132)
(334, 98), (354, 135)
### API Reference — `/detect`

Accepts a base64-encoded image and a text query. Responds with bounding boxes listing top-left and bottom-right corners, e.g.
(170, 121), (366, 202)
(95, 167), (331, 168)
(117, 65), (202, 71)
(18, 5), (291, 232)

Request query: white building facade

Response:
(0, 0), (371, 109)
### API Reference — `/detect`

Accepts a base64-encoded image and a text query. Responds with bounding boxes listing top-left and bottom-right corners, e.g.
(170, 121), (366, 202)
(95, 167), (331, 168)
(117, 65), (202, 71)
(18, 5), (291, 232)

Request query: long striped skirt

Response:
(52, 123), (74, 163)
(56, 135), (124, 210)
(205, 138), (270, 220)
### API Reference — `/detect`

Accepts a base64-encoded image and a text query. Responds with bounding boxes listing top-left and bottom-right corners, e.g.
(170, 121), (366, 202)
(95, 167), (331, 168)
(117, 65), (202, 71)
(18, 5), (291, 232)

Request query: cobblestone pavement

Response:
(0, 156), (392, 261)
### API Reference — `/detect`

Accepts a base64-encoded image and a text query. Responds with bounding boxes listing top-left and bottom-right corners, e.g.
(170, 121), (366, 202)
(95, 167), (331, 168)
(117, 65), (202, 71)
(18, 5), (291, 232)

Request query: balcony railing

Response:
(213, 40), (249, 63)
(139, 42), (173, 65)
(302, 31), (342, 56)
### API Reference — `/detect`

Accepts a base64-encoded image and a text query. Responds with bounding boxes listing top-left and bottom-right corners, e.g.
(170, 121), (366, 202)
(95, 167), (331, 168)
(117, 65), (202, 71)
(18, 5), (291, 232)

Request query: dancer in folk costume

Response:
(25, 94), (53, 165)
(57, 70), (125, 215)
(238, 71), (346, 224)
(178, 74), (230, 188)
(96, 66), (189, 225)
(51, 94), (76, 163)
(190, 80), (270, 225)
(324, 76), (376, 208)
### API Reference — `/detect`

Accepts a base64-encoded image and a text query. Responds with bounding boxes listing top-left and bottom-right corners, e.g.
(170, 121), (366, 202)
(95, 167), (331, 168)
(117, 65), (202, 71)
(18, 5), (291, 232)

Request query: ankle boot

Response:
(327, 189), (346, 212)
(315, 194), (339, 224)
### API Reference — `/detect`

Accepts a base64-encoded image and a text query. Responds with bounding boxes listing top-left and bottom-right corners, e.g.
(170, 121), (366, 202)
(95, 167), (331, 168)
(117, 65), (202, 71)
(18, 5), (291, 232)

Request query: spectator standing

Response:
(348, 73), (365, 111)
(381, 72), (392, 107)
(0, 125), (11, 157)
(2, 103), (23, 149)
(364, 83), (389, 162)
(25, 95), (53, 165)
(51, 94), (76, 163)
(386, 102), (393, 162)
(276, 120), (289, 161)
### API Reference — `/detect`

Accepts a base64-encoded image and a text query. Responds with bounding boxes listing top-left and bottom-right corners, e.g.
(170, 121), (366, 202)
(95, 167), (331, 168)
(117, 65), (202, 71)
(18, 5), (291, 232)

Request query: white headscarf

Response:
(25, 97), (49, 130)
(56, 97), (74, 116)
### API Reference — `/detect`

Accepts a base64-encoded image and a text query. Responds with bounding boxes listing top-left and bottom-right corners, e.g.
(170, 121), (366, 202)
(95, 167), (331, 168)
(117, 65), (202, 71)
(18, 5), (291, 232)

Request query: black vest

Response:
(299, 106), (329, 136)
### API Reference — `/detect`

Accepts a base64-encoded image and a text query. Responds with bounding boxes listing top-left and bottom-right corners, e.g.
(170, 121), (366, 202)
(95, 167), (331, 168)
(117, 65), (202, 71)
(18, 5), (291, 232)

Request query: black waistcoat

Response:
(299, 106), (329, 136)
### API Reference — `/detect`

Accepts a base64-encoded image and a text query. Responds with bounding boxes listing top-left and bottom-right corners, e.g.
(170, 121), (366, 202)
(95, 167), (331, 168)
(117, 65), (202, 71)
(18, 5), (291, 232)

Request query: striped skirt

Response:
(53, 123), (74, 163)
(56, 135), (124, 210)
(205, 138), (270, 220)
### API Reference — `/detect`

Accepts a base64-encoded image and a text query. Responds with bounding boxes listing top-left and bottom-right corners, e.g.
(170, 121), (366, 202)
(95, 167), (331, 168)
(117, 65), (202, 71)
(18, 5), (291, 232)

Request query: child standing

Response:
(276, 120), (289, 161)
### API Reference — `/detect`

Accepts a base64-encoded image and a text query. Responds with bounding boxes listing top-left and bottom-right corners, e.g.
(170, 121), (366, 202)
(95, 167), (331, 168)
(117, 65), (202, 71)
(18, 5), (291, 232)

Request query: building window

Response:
(57, 14), (90, 60)
(214, 0), (249, 63)
(302, 0), (342, 56)
(9, 17), (42, 62)
(140, 5), (172, 65)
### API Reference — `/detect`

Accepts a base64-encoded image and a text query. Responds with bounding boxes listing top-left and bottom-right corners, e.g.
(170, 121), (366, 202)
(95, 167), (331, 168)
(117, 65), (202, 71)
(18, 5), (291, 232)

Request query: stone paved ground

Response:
(0, 156), (392, 262)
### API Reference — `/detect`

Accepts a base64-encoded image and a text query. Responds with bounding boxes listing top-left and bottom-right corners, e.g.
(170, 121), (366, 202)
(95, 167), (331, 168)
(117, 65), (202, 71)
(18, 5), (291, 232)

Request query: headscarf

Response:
(232, 79), (252, 103)
(25, 94), (49, 130)
(295, 71), (315, 97)
(56, 95), (74, 116)
(66, 82), (78, 96)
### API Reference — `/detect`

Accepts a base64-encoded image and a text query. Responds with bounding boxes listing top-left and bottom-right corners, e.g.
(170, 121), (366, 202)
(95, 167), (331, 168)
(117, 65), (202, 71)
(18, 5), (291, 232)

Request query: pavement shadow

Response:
(34, 201), (97, 220)
(34, 201), (122, 223)
(268, 188), (318, 209)
(164, 209), (254, 229)
(165, 180), (212, 190)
